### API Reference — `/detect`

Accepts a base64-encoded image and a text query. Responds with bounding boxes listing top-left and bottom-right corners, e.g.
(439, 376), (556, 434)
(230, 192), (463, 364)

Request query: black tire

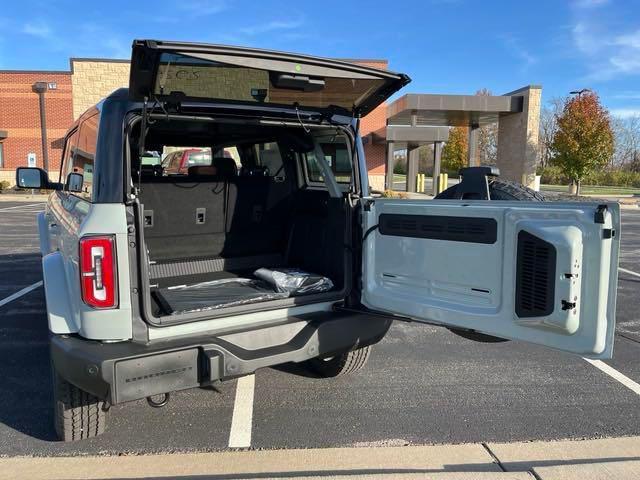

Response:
(307, 346), (372, 377)
(53, 369), (107, 441)
(435, 178), (546, 202)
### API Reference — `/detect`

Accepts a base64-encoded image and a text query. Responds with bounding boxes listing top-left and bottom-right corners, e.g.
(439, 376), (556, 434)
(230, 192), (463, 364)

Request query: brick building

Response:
(0, 57), (390, 189)
(0, 70), (73, 184)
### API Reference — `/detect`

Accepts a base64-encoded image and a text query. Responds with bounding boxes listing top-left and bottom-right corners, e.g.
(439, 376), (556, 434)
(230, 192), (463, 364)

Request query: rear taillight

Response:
(79, 235), (118, 309)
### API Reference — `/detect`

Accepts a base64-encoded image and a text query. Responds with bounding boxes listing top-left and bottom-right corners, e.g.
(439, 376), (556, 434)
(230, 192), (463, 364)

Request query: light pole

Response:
(569, 88), (591, 98)
(32, 81), (49, 172)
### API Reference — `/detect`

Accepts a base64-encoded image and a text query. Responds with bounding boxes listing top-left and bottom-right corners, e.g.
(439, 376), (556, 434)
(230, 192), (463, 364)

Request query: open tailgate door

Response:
(129, 39), (410, 116)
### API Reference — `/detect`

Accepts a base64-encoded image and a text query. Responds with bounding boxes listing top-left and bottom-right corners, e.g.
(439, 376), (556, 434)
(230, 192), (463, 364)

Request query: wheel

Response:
(435, 178), (546, 202)
(307, 346), (372, 377)
(53, 368), (107, 441)
(436, 177), (544, 343)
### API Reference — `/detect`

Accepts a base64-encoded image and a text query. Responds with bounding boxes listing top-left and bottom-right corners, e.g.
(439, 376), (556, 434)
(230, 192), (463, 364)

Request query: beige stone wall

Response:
(71, 60), (130, 119)
(368, 174), (385, 192)
(496, 86), (541, 188)
(0, 170), (15, 186)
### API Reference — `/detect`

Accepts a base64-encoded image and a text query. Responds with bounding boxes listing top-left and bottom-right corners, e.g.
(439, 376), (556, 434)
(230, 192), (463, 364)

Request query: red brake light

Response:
(79, 236), (118, 309)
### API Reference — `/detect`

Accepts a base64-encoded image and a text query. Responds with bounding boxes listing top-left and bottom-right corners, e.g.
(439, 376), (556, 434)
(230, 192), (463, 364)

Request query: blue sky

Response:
(1, 0), (640, 116)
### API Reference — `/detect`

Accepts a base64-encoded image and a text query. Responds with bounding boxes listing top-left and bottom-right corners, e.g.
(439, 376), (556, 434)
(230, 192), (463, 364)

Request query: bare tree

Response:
(538, 97), (563, 169)
(475, 89), (498, 165)
(612, 114), (640, 171)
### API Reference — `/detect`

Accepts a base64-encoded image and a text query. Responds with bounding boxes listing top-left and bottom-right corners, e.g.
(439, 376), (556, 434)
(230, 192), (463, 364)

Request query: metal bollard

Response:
(436, 173), (448, 194)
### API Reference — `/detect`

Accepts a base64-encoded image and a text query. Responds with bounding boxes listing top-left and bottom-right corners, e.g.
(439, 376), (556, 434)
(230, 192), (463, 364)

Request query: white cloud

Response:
(499, 34), (537, 73)
(178, 0), (227, 15)
(22, 21), (52, 39)
(573, 0), (610, 8)
(612, 92), (640, 99)
(570, 15), (640, 82)
(610, 108), (640, 118)
(614, 30), (640, 50)
(239, 19), (304, 36)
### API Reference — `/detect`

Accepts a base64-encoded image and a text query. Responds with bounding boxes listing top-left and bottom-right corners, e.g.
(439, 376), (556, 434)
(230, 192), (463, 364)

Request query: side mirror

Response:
(16, 167), (50, 189)
(66, 172), (84, 193)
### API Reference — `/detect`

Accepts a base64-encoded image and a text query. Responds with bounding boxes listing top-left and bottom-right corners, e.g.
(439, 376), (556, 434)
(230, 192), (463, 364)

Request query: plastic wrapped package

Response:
(154, 278), (289, 315)
(253, 268), (334, 295)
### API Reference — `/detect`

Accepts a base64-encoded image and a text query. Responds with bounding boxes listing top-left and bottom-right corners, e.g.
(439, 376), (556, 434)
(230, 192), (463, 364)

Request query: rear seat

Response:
(139, 156), (293, 263)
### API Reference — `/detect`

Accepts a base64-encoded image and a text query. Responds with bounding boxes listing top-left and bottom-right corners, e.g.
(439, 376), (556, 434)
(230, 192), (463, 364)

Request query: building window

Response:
(0, 143), (4, 168)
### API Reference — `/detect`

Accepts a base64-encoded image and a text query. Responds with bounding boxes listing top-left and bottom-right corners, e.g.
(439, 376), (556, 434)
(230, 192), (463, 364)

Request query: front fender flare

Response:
(37, 212), (51, 256)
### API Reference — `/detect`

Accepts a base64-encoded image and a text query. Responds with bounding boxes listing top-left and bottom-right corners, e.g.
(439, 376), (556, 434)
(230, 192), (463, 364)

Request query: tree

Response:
(551, 91), (614, 194)
(538, 97), (563, 169)
(441, 126), (468, 174)
(612, 114), (640, 171)
(475, 89), (498, 165)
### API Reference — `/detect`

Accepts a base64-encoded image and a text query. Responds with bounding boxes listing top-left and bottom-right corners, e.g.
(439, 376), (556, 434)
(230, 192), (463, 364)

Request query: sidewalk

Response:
(1, 436), (638, 479)
(0, 193), (48, 202)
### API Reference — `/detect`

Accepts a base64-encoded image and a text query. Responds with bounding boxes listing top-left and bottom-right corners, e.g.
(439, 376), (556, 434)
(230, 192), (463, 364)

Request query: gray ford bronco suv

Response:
(16, 40), (620, 441)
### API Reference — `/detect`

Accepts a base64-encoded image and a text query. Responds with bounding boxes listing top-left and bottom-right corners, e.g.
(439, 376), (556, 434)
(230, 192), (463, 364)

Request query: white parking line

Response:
(619, 267), (640, 279)
(0, 203), (44, 212)
(584, 358), (640, 396)
(228, 374), (255, 448)
(0, 281), (43, 309)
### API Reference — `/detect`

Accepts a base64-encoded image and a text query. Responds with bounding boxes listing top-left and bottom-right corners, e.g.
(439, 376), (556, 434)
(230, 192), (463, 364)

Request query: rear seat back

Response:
(140, 157), (294, 262)
(224, 174), (293, 257)
(139, 176), (228, 261)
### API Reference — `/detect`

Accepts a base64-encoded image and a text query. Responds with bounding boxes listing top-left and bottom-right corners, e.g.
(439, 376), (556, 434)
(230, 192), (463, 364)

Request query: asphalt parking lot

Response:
(0, 199), (638, 457)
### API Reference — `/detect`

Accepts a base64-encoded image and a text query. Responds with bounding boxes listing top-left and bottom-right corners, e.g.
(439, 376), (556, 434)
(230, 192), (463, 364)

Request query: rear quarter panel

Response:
(49, 193), (133, 340)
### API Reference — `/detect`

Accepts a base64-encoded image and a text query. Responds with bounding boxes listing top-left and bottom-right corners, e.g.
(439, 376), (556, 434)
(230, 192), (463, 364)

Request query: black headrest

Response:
(212, 157), (237, 177)
(187, 165), (217, 177)
(140, 164), (163, 177)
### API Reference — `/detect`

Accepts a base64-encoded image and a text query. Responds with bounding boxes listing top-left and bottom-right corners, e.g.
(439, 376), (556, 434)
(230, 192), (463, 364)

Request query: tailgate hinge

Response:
(594, 204), (608, 224)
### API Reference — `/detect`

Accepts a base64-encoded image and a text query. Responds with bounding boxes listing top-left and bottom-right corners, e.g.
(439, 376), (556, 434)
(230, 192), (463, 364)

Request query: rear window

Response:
(153, 52), (387, 112)
(255, 142), (284, 177)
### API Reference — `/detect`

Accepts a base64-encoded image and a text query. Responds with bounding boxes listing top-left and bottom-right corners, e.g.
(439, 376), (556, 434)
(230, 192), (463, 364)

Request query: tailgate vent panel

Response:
(515, 231), (556, 318)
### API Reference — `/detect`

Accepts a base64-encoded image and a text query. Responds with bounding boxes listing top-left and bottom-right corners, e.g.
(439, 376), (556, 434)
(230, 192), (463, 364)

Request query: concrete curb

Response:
(1, 436), (638, 480)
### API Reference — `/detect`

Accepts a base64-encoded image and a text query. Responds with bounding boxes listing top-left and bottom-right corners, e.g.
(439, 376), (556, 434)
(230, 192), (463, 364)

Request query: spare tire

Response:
(435, 178), (546, 202)
(436, 177), (544, 343)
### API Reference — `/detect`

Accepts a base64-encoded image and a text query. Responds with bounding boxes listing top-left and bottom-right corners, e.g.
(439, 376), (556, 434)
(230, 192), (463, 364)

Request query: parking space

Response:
(0, 200), (638, 456)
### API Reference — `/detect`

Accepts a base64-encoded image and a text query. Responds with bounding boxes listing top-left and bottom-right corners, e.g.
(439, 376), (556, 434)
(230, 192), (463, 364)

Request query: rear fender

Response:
(43, 251), (79, 334)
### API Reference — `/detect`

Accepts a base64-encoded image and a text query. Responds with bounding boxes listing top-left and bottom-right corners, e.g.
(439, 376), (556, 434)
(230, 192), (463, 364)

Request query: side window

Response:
(303, 137), (352, 185)
(73, 113), (99, 200)
(60, 129), (79, 188)
(161, 152), (174, 170)
(213, 146), (242, 170)
(185, 148), (212, 167)
(170, 153), (181, 171)
(254, 142), (284, 177)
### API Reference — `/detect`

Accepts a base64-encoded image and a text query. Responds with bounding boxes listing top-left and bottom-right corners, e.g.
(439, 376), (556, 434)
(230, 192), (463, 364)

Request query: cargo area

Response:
(131, 116), (354, 322)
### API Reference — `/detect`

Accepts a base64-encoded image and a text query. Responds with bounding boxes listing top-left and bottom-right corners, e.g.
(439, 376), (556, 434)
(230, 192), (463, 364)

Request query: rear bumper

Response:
(50, 310), (392, 404)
